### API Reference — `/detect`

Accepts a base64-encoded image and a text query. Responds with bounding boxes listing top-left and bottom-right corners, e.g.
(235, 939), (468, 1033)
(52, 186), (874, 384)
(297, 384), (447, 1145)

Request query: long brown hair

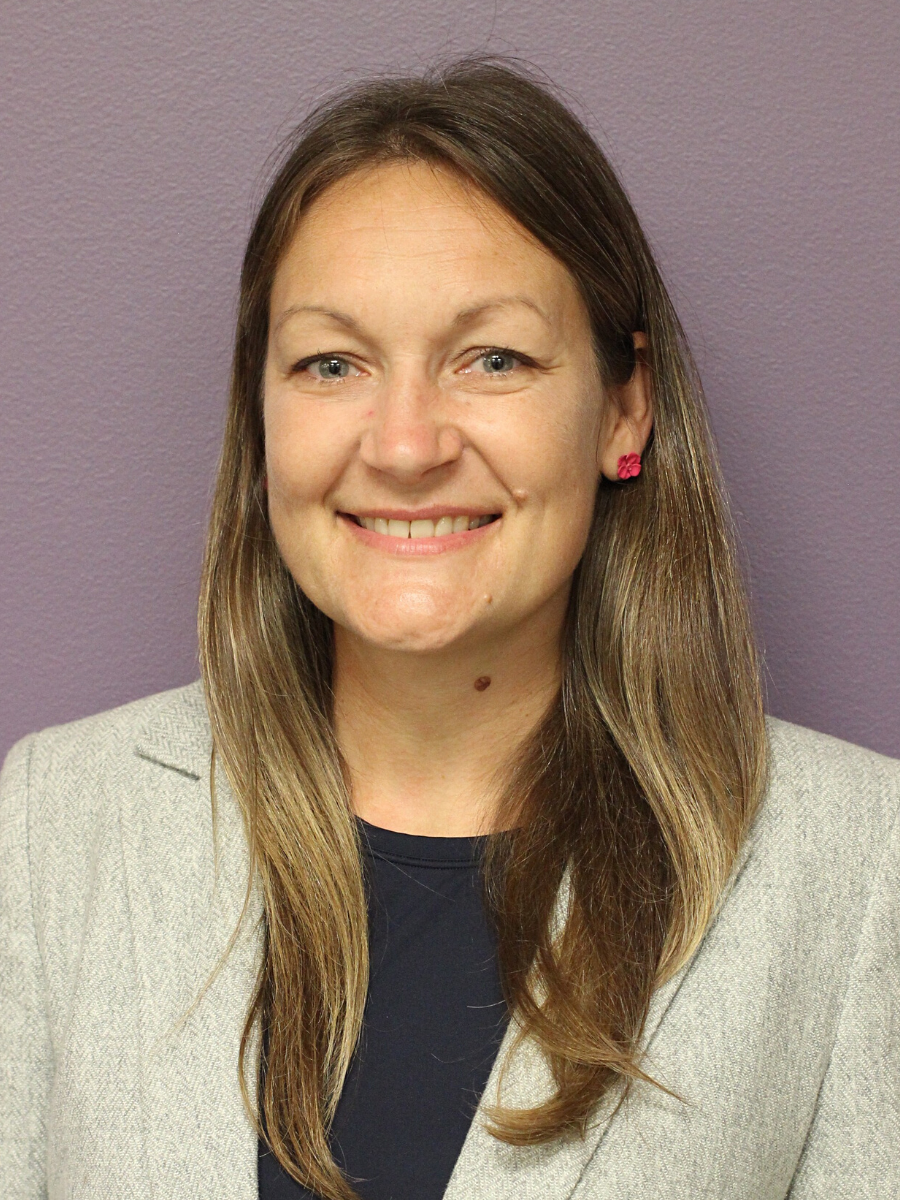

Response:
(199, 57), (767, 1199)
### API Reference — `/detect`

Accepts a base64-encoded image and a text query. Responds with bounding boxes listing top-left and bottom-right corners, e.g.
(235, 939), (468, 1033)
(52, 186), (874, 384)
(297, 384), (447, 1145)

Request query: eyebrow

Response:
(273, 305), (362, 336)
(450, 296), (552, 329)
(272, 295), (552, 338)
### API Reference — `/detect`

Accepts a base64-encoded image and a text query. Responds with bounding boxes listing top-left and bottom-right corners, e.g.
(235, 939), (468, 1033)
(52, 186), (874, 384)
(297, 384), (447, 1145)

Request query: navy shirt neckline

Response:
(356, 816), (489, 868)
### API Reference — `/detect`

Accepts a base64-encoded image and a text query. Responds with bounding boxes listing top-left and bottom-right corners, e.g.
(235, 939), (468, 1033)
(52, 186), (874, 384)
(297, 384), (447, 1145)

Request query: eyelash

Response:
(290, 347), (533, 378)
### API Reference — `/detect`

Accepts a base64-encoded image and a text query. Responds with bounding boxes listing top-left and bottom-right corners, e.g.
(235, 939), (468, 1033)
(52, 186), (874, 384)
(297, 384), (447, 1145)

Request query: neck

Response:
(332, 606), (565, 837)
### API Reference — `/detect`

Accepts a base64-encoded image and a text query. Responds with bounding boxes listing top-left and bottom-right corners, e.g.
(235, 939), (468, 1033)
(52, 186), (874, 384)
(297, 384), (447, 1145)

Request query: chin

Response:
(339, 595), (479, 654)
(354, 616), (470, 654)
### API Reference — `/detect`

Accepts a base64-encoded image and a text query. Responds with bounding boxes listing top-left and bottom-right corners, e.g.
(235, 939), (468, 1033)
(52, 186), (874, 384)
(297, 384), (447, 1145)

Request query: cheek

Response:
(264, 421), (339, 608)
(524, 397), (602, 574)
(263, 390), (348, 509)
(511, 391), (601, 512)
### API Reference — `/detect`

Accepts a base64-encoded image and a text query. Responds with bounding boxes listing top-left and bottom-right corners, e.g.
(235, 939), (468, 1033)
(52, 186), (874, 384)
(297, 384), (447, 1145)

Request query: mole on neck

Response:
(474, 676), (491, 692)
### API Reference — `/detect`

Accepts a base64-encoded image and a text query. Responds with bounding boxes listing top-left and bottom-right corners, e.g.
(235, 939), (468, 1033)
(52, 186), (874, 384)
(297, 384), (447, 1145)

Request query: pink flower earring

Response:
(616, 452), (642, 480)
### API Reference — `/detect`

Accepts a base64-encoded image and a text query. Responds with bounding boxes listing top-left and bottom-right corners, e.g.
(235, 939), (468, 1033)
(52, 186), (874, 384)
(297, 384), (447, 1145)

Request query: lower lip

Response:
(338, 513), (501, 555)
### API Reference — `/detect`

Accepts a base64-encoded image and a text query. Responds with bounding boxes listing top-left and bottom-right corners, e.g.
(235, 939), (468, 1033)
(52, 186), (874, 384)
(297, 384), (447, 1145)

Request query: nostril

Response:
(358, 411), (465, 477)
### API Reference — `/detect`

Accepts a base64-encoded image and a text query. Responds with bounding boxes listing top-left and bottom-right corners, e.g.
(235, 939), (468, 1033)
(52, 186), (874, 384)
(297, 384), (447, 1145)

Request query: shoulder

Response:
(766, 714), (900, 801)
(1, 684), (215, 971)
(725, 717), (900, 952)
(657, 720), (900, 1086)
(761, 716), (900, 860)
(3, 681), (208, 779)
(0, 681), (211, 843)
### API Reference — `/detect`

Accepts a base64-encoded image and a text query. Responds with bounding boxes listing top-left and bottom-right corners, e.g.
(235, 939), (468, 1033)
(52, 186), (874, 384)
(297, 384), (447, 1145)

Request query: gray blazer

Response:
(1, 681), (898, 1199)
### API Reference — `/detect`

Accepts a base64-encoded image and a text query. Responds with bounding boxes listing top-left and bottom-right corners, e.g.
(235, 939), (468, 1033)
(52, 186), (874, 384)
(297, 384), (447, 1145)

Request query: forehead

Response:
(269, 160), (583, 317)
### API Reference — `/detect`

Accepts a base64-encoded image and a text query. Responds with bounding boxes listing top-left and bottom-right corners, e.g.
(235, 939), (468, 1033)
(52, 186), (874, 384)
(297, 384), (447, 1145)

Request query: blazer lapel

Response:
(442, 963), (689, 1200)
(445, 825), (759, 1200)
(124, 684), (263, 1199)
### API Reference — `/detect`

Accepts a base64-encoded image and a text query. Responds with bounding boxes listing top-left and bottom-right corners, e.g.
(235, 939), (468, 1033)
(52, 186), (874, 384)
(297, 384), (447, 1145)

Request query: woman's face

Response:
(264, 161), (616, 657)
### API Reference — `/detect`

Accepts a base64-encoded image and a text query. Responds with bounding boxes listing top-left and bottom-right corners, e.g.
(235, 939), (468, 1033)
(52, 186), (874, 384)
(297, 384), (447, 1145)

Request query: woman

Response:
(1, 58), (897, 1200)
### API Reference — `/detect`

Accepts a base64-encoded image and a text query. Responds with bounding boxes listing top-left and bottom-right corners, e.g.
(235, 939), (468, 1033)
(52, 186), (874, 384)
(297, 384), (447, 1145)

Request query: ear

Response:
(598, 332), (654, 480)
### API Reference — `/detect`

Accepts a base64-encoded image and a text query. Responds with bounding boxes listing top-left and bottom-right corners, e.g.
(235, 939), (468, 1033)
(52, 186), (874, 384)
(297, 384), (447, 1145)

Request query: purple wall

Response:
(2, 1), (898, 760)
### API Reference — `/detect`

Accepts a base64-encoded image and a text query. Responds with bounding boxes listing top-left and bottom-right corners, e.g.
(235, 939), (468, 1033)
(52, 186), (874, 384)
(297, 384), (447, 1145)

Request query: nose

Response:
(358, 366), (463, 482)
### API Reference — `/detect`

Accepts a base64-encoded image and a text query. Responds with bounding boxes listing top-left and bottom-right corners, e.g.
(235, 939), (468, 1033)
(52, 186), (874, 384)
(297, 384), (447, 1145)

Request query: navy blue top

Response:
(257, 818), (507, 1200)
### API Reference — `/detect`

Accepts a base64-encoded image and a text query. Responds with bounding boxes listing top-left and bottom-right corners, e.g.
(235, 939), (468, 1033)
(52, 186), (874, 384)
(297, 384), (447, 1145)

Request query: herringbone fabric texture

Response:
(1, 681), (898, 1199)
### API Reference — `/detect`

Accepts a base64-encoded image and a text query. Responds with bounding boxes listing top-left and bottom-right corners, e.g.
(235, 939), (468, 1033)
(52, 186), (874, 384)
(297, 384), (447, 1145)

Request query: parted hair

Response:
(198, 57), (768, 1200)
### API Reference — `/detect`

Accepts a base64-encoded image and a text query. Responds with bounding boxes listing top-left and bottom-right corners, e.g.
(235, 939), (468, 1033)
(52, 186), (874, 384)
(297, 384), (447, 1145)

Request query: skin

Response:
(264, 161), (652, 835)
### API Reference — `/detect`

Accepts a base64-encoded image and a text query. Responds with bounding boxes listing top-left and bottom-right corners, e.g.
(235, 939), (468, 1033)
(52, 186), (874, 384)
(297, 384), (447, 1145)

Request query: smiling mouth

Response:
(344, 513), (500, 539)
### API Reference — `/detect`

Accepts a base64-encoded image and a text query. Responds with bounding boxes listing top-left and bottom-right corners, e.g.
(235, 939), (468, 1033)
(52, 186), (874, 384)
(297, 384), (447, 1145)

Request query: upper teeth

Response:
(359, 515), (495, 538)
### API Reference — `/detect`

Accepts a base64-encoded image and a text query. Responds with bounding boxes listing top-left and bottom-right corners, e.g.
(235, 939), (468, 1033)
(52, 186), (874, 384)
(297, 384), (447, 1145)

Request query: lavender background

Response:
(2, 1), (898, 761)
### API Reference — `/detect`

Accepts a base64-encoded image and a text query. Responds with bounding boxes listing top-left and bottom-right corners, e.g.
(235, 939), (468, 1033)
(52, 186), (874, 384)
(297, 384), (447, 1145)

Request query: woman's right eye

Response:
(294, 356), (360, 381)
